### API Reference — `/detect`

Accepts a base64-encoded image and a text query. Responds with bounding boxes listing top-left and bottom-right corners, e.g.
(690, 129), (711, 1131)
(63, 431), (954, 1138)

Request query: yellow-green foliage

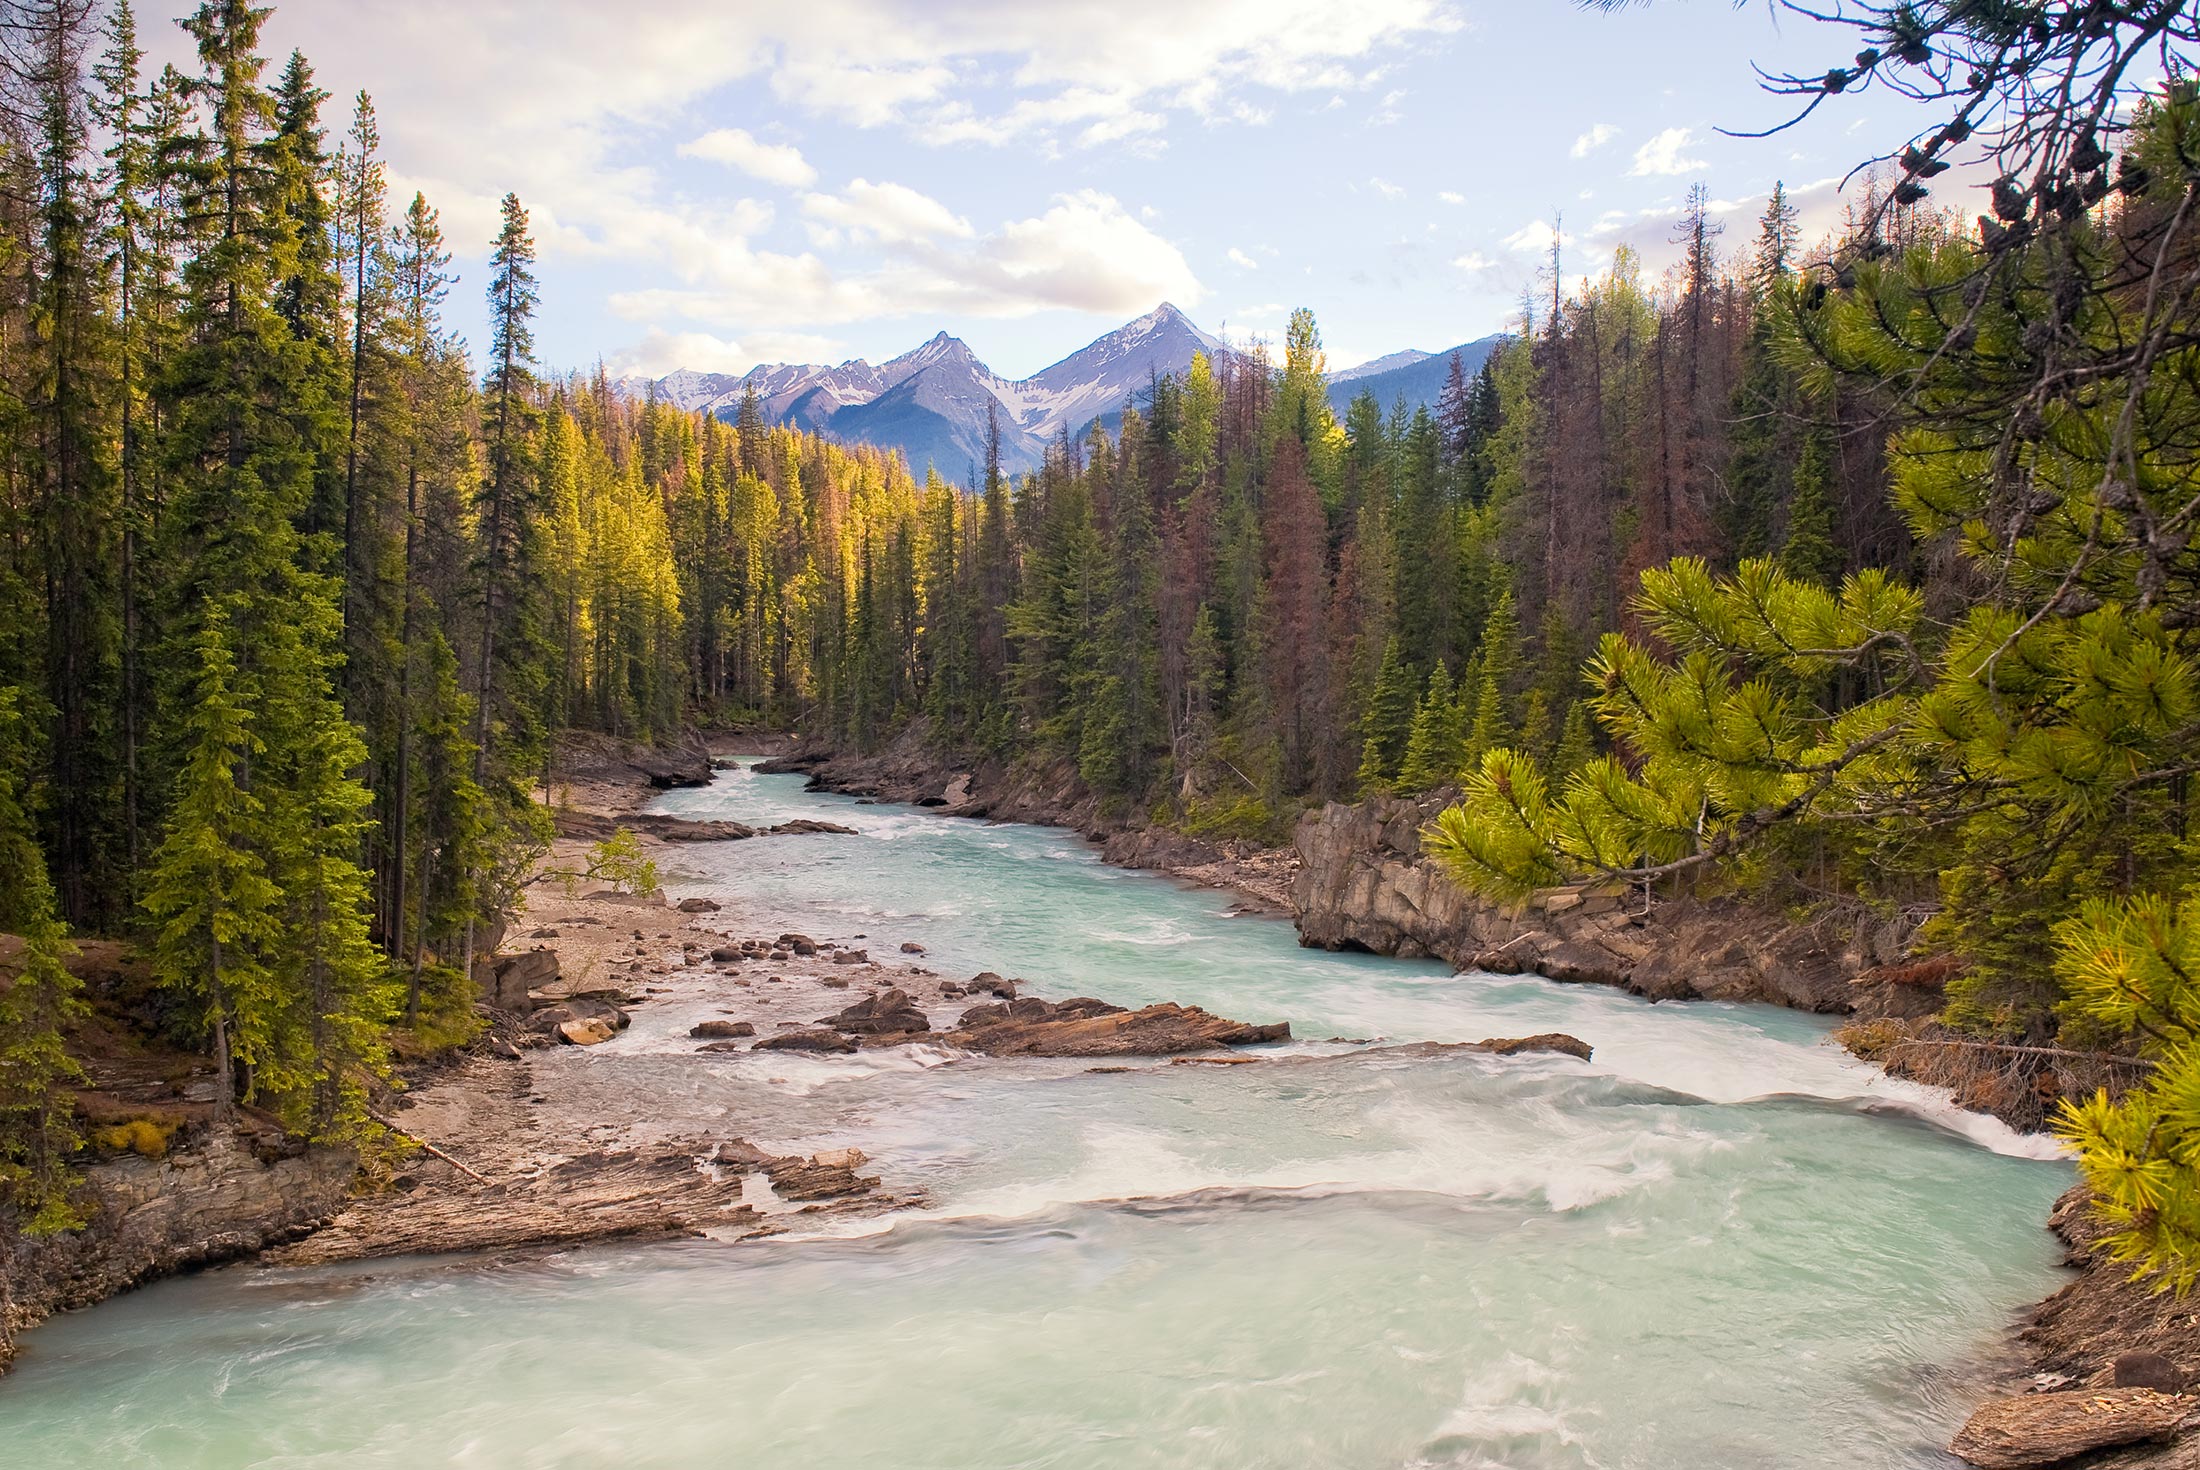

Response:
(93, 1114), (183, 1160)
(590, 829), (659, 895)
(1428, 96), (2200, 1287)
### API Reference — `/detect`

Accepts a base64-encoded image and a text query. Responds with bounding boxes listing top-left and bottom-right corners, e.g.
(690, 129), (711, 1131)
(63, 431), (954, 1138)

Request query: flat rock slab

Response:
(950, 998), (1289, 1057)
(1472, 1033), (1594, 1060)
(1951, 1389), (2196, 1468)
(270, 1145), (759, 1265)
(753, 1028), (858, 1054)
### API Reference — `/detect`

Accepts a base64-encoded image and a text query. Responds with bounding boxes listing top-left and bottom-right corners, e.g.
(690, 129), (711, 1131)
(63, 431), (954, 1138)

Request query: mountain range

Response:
(641, 305), (1505, 478)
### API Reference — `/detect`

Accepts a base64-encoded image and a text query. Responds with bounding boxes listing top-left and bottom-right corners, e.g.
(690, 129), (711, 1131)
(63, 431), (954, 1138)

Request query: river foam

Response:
(0, 762), (2076, 1470)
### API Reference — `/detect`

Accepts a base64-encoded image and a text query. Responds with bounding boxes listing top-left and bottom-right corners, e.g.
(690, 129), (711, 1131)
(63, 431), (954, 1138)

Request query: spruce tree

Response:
(1397, 661), (1465, 791)
(474, 191), (542, 782)
(143, 607), (279, 1117)
(1355, 635), (1416, 790)
(1779, 424), (1842, 586)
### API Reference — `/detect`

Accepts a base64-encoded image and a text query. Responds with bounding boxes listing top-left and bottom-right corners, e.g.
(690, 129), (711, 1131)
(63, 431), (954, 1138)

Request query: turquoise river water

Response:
(0, 762), (2073, 1468)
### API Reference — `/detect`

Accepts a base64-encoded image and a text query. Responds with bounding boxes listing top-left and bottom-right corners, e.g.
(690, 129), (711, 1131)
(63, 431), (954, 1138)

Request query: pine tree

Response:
(1397, 661), (1465, 791)
(473, 192), (543, 778)
(1751, 181), (1799, 290)
(335, 90), (387, 652)
(143, 607), (279, 1117)
(91, 0), (158, 890)
(1779, 423), (1842, 586)
(24, 0), (122, 928)
(1551, 699), (1597, 776)
(1355, 635), (1415, 791)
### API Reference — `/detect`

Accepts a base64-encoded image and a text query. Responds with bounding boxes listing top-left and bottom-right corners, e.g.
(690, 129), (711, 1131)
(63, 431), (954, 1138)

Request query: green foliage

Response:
(143, 608), (281, 1116)
(1397, 662), (1465, 792)
(1355, 637), (1417, 791)
(588, 829), (659, 897)
(1430, 91), (2200, 1281)
(0, 689), (87, 1234)
(2054, 891), (2200, 1294)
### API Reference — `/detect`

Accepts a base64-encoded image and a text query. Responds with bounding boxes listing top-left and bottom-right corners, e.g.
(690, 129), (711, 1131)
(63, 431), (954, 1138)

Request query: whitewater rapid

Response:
(0, 763), (2073, 1469)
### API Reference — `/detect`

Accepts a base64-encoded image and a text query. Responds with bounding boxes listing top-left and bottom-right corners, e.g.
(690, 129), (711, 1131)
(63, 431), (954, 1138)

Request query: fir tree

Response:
(1397, 661), (1465, 791)
(474, 192), (543, 778)
(143, 606), (279, 1117)
(1779, 423), (1842, 586)
(1355, 635), (1415, 790)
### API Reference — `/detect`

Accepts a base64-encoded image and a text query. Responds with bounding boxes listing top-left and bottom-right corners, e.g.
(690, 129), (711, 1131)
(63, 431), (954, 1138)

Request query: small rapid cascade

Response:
(0, 762), (2073, 1469)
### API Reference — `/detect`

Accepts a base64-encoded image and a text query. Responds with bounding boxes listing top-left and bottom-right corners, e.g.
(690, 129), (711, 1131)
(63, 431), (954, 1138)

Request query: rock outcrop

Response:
(1, 1129), (354, 1372)
(551, 809), (855, 843)
(949, 996), (1290, 1057)
(758, 732), (1295, 906)
(478, 947), (558, 1011)
(821, 987), (930, 1036)
(753, 1028), (858, 1054)
(272, 1143), (762, 1266)
(1291, 793), (1908, 1012)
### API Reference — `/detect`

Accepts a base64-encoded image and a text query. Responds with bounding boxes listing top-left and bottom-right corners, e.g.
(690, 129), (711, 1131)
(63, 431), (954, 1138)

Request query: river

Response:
(0, 762), (2073, 1468)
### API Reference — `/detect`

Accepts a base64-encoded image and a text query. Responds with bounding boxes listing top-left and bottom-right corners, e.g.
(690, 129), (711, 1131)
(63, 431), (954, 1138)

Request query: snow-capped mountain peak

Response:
(637, 305), (1490, 478)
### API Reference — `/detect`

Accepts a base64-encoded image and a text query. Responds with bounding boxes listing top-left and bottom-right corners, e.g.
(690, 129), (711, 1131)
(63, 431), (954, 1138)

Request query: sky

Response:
(139, 1), (1946, 380)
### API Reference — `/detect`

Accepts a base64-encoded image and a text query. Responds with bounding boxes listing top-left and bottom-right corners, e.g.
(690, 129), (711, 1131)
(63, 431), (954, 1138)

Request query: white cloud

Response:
(194, 0), (1446, 367)
(1503, 219), (1567, 254)
(677, 127), (816, 188)
(1227, 247), (1259, 270)
(1571, 123), (1619, 158)
(614, 327), (849, 377)
(1438, 190), (1464, 205)
(611, 190), (1203, 330)
(1369, 176), (1405, 199)
(803, 179), (974, 245)
(1451, 252), (1493, 271)
(1630, 126), (1705, 177)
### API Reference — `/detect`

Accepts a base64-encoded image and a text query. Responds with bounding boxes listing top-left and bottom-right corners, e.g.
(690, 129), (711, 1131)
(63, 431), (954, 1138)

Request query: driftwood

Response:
(1950, 1389), (2195, 1468)
(367, 1109), (496, 1185)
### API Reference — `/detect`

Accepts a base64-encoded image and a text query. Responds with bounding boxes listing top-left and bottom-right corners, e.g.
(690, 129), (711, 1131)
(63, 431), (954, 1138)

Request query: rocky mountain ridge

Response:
(639, 307), (1508, 477)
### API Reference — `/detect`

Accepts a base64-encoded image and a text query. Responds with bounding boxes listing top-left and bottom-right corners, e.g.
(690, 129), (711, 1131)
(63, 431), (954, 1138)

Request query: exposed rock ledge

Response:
(1291, 792), (1917, 1012)
(0, 1128), (355, 1372)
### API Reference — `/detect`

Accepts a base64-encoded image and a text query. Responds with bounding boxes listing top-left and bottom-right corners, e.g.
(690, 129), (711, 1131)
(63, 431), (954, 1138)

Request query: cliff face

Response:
(1291, 793), (1921, 1015)
(0, 1129), (354, 1372)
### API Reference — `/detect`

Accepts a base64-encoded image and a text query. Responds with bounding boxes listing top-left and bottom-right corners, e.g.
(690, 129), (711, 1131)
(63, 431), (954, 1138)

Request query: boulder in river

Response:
(949, 997), (1289, 1057)
(689, 1020), (755, 1039)
(629, 743), (713, 789)
(1949, 1389), (2196, 1468)
(1473, 1033), (1595, 1061)
(558, 1017), (617, 1046)
(753, 1028), (858, 1054)
(525, 997), (630, 1042)
(763, 1153), (878, 1200)
(822, 987), (929, 1036)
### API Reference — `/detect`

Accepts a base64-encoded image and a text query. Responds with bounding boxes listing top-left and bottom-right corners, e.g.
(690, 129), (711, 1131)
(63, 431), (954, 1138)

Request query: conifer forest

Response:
(3, 0), (2200, 1427)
